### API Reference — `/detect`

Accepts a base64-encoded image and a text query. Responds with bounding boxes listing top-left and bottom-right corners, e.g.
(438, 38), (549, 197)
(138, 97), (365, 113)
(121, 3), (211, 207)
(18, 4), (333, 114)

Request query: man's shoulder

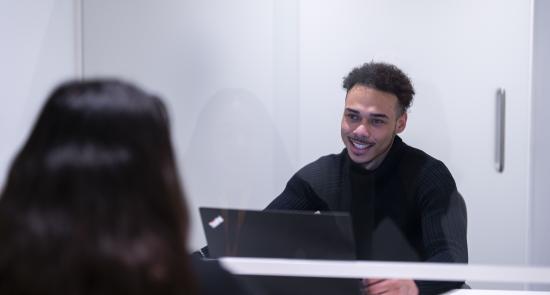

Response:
(289, 150), (347, 206)
(291, 150), (347, 194)
(397, 138), (455, 185)
(398, 139), (444, 169)
(296, 150), (347, 178)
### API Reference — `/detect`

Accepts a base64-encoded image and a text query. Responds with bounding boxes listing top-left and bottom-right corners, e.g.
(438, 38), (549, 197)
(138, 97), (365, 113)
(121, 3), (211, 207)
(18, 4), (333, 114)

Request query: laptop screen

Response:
(199, 207), (356, 260)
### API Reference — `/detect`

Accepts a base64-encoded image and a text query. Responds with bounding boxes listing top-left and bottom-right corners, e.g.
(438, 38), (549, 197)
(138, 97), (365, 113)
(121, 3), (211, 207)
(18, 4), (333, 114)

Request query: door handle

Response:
(495, 88), (505, 173)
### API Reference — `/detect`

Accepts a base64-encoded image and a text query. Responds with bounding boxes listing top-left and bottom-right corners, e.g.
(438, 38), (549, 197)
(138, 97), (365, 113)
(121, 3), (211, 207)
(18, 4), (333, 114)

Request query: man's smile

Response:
(349, 137), (375, 152)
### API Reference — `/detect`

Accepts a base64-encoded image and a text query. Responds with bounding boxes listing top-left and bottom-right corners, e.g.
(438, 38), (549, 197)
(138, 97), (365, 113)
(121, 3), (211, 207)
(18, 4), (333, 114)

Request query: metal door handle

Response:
(495, 88), (505, 173)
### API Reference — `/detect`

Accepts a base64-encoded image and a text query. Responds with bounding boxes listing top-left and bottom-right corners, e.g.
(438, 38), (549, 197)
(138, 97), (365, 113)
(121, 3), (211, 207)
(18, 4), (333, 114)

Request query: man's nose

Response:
(353, 122), (371, 137)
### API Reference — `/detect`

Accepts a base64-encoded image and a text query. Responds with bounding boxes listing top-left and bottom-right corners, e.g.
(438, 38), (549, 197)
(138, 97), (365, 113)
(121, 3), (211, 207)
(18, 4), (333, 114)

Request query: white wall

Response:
(530, 0), (550, 276)
(0, 0), (77, 189)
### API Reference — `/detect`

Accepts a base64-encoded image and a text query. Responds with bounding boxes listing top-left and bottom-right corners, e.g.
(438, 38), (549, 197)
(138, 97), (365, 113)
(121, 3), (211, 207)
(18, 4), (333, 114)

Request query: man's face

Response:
(341, 85), (407, 167)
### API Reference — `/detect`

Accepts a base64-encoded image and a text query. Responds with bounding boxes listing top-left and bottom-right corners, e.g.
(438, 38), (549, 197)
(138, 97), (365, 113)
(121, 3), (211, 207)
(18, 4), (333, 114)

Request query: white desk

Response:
(444, 291), (550, 295)
(219, 257), (550, 293)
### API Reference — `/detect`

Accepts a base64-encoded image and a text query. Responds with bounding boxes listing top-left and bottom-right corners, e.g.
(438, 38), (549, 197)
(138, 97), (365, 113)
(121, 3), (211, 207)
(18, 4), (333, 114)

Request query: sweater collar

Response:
(346, 135), (404, 175)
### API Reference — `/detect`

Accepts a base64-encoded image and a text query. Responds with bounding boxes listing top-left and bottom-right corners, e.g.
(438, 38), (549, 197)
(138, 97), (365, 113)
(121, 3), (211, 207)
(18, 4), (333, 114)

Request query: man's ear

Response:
(396, 112), (407, 133)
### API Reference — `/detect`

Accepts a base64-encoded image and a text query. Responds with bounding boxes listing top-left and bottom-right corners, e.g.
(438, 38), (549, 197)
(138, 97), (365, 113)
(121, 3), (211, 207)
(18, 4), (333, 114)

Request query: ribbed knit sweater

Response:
(266, 136), (468, 295)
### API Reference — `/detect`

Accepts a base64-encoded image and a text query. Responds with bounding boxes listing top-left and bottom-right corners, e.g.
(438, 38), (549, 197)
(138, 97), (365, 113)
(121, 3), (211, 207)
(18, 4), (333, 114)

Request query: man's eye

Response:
(346, 114), (359, 121)
(371, 119), (386, 125)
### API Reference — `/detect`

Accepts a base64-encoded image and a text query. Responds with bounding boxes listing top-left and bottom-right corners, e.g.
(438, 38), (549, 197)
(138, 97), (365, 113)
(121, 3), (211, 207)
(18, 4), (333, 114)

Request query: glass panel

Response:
(82, 0), (550, 292)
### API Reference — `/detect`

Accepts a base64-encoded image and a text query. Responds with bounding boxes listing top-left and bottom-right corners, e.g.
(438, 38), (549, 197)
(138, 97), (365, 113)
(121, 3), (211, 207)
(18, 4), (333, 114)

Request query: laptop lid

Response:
(199, 207), (356, 260)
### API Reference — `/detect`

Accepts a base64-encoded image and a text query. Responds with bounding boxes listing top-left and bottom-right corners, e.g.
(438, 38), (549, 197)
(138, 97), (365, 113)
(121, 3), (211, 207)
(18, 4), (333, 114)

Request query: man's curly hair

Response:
(343, 62), (415, 115)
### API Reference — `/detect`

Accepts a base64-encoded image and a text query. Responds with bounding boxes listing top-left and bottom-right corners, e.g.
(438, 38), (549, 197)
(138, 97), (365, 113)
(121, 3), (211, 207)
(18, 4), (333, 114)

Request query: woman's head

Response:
(0, 80), (194, 294)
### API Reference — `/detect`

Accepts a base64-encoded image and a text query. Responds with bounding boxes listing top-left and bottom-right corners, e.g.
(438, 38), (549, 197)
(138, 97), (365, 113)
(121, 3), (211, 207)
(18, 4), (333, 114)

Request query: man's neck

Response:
(362, 137), (395, 170)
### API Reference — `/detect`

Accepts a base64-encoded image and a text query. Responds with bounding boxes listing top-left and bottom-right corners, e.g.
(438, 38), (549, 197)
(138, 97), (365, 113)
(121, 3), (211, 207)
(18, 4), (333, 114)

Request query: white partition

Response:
(83, 0), (299, 250)
(81, 0), (548, 291)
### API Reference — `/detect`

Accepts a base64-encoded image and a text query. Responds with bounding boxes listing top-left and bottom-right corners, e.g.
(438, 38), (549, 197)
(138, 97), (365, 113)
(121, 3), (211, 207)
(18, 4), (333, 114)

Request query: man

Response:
(267, 62), (468, 295)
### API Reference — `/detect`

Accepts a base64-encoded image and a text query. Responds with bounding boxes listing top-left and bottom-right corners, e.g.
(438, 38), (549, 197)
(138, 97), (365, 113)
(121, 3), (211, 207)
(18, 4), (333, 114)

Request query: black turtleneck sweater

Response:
(266, 136), (468, 295)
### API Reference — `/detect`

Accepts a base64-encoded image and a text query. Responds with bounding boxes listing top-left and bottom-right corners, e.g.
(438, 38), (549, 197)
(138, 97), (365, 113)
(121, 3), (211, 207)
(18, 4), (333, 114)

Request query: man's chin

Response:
(347, 151), (372, 165)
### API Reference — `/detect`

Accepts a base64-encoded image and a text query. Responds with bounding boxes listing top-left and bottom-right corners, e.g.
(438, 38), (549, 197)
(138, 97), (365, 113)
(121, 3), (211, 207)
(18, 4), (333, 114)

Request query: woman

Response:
(0, 80), (248, 295)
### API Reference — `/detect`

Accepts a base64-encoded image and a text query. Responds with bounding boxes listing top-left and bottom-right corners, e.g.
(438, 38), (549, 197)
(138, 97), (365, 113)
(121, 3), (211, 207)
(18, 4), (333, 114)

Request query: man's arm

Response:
(417, 161), (468, 264)
(363, 278), (419, 295)
(363, 160), (467, 295)
(266, 173), (329, 211)
(415, 160), (468, 294)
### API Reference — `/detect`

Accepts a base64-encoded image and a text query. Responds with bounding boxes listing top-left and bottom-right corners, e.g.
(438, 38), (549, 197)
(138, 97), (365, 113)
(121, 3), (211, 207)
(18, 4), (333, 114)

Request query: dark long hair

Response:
(0, 80), (197, 295)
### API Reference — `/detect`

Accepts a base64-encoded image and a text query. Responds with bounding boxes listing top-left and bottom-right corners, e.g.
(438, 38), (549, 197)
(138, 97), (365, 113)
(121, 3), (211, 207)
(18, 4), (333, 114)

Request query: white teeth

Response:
(353, 142), (367, 149)
(350, 139), (371, 150)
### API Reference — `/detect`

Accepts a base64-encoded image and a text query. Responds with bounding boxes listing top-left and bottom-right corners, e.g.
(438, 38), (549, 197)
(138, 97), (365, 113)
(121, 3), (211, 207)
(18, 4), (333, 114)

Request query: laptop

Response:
(199, 207), (362, 295)
(199, 207), (356, 260)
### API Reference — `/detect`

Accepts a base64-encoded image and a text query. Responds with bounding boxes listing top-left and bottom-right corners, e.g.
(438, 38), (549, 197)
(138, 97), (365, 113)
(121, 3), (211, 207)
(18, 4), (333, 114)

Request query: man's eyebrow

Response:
(369, 113), (389, 119)
(345, 108), (389, 119)
(344, 108), (359, 114)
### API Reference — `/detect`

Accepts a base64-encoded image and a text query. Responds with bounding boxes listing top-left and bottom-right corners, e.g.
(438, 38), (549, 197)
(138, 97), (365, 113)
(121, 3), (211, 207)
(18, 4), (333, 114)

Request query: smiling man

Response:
(267, 62), (468, 295)
(341, 84), (407, 169)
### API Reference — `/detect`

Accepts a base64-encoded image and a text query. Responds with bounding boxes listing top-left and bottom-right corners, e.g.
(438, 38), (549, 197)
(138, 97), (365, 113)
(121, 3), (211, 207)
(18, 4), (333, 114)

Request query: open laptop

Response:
(199, 207), (356, 259)
(199, 207), (362, 295)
